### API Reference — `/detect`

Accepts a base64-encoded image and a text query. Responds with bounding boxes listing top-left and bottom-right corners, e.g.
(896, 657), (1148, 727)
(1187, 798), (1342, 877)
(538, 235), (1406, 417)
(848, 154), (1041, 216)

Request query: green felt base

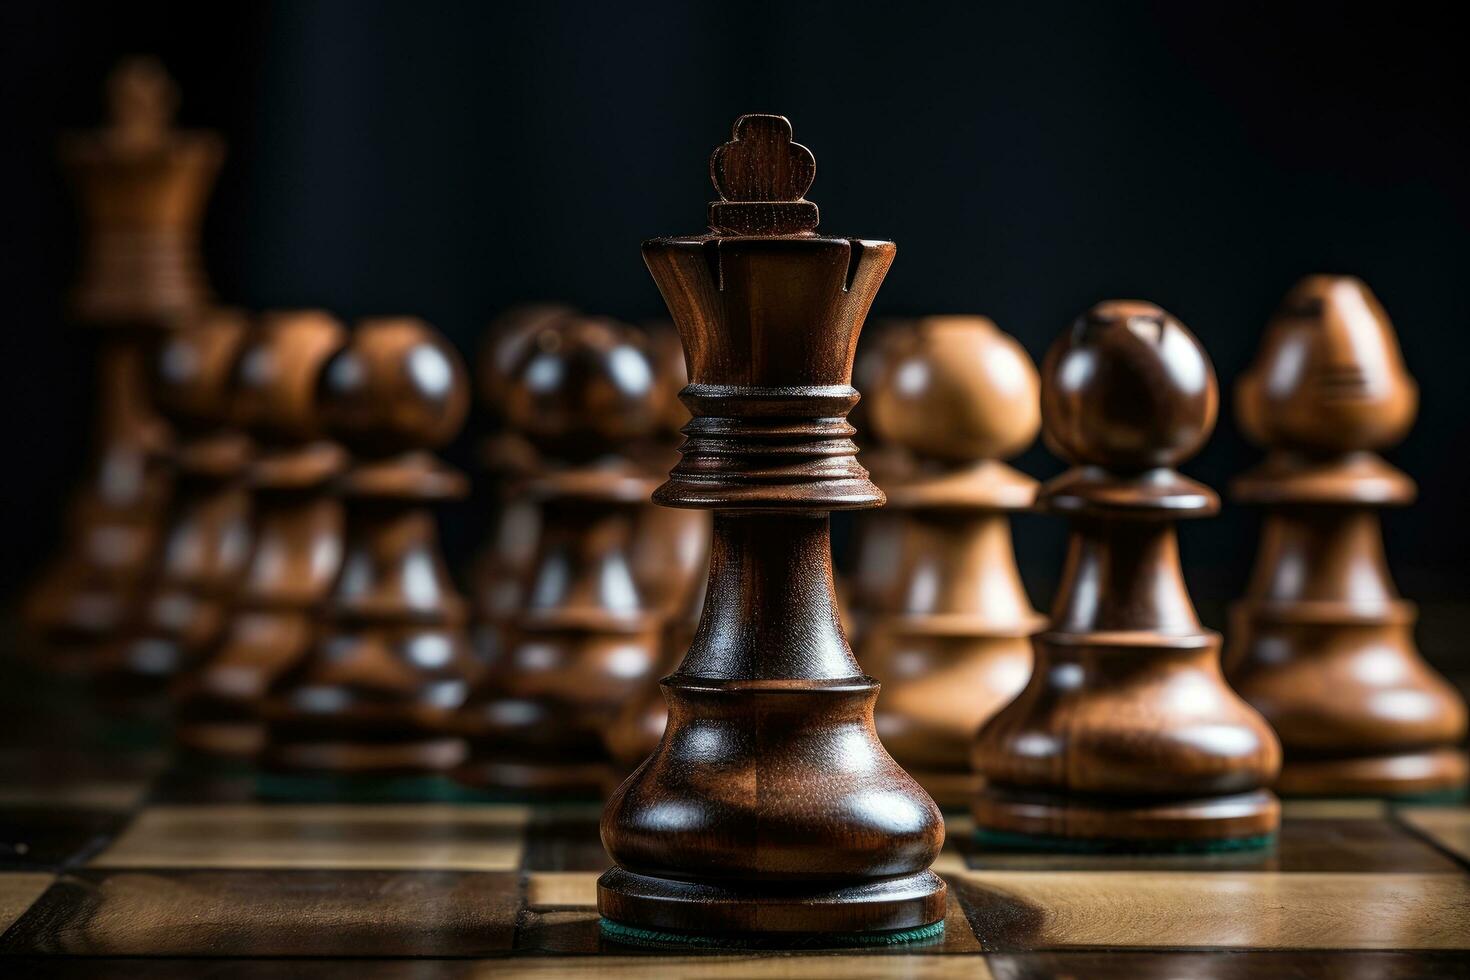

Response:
(599, 917), (945, 950)
(975, 827), (1277, 854)
(254, 771), (462, 803)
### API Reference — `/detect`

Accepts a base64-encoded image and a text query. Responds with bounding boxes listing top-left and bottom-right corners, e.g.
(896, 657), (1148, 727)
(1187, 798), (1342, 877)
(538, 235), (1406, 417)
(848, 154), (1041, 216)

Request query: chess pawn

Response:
(261, 318), (477, 796)
(468, 305), (570, 664)
(172, 312), (348, 759)
(1227, 276), (1468, 796)
(25, 58), (224, 667)
(599, 115), (946, 943)
(972, 301), (1281, 849)
(860, 316), (1044, 808)
(842, 320), (917, 645)
(455, 315), (665, 798)
(93, 309), (253, 694)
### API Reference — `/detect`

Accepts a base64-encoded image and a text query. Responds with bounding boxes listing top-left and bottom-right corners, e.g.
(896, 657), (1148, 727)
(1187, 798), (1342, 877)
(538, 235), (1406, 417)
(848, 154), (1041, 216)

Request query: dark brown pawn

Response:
(1227, 276), (1468, 797)
(25, 58), (224, 670)
(468, 304), (571, 664)
(261, 318), (477, 792)
(455, 316), (665, 799)
(860, 316), (1043, 809)
(91, 309), (253, 694)
(598, 114), (946, 942)
(172, 312), (348, 759)
(972, 300), (1282, 848)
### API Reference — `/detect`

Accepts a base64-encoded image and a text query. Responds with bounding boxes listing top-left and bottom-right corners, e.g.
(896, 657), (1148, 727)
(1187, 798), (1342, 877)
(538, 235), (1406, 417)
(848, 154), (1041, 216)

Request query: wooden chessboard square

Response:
(950, 869), (1470, 950)
(0, 868), (521, 956)
(0, 806), (126, 870)
(0, 872), (53, 934)
(521, 804), (611, 872)
(89, 804), (529, 870)
(985, 950), (1470, 980)
(1399, 806), (1470, 864)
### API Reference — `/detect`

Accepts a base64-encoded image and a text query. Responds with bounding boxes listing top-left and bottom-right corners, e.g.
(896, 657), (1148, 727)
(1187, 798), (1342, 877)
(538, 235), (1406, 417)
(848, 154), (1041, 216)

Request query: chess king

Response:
(1228, 276), (1468, 797)
(597, 115), (946, 946)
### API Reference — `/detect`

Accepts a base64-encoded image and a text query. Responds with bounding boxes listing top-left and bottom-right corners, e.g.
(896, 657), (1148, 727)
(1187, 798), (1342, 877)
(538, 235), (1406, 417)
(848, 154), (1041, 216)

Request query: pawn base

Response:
(596, 867), (947, 939)
(1276, 747), (1468, 799)
(973, 786), (1280, 849)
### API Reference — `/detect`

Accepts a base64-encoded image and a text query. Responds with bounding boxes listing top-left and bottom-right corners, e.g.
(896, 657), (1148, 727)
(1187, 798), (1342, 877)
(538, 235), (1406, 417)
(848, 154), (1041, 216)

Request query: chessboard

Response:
(1, 670), (1467, 979)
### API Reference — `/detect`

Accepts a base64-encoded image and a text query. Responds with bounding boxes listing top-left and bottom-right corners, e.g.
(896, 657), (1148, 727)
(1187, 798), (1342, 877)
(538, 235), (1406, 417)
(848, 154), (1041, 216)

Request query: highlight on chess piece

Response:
(597, 114), (947, 946)
(1227, 276), (1468, 797)
(172, 311), (348, 759)
(25, 57), (225, 671)
(260, 317), (479, 800)
(972, 300), (1282, 850)
(455, 314), (665, 799)
(859, 315), (1044, 808)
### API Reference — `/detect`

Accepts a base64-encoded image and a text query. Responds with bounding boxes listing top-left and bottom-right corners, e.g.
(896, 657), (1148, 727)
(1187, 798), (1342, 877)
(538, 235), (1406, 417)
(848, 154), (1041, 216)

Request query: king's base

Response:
(973, 786), (1280, 852)
(596, 868), (947, 942)
(1276, 747), (1469, 800)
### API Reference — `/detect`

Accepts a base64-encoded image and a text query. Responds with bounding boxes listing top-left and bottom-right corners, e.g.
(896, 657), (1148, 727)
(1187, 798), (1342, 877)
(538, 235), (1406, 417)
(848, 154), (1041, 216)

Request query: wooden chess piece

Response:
(1227, 276), (1468, 797)
(172, 312), (349, 759)
(842, 320), (917, 645)
(25, 58), (224, 670)
(468, 304), (570, 664)
(261, 318), (478, 798)
(93, 309), (253, 694)
(972, 300), (1282, 849)
(859, 316), (1044, 808)
(598, 114), (946, 945)
(455, 315), (665, 799)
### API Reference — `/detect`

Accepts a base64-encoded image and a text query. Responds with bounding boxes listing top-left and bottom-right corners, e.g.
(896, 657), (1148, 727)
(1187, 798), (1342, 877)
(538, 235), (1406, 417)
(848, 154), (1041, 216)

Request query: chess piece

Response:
(1227, 276), (1468, 797)
(842, 320), (917, 644)
(456, 315), (665, 798)
(261, 318), (478, 798)
(598, 114), (946, 944)
(93, 309), (253, 694)
(25, 58), (224, 669)
(172, 312), (348, 759)
(468, 304), (570, 664)
(972, 300), (1282, 849)
(859, 316), (1043, 808)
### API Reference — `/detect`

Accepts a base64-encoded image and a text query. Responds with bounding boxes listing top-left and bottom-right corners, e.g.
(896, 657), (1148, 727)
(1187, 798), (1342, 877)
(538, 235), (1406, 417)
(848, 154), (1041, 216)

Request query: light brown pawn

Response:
(261, 318), (478, 798)
(455, 315), (665, 799)
(1227, 276), (1468, 797)
(25, 58), (225, 670)
(467, 304), (572, 665)
(858, 316), (1044, 808)
(172, 312), (349, 759)
(972, 300), (1281, 850)
(91, 310), (253, 697)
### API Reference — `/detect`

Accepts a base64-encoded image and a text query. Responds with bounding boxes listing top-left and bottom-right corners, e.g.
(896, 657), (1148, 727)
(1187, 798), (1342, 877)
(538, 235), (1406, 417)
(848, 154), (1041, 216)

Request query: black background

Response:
(2, 1), (1468, 626)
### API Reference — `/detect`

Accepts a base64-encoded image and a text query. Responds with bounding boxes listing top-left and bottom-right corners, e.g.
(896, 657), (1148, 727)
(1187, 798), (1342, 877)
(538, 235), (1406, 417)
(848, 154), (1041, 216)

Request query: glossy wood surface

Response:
(973, 301), (1282, 845)
(1228, 276), (1468, 795)
(858, 316), (1043, 806)
(598, 114), (946, 938)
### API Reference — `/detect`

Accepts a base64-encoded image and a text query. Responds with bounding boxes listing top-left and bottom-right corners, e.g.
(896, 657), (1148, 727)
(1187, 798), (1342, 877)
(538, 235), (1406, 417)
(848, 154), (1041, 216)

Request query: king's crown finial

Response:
(708, 114), (820, 235)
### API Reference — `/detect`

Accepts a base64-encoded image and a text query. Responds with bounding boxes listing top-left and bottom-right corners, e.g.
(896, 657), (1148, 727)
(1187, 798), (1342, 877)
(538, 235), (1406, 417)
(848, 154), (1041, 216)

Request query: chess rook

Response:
(262, 318), (477, 796)
(972, 301), (1282, 849)
(25, 58), (224, 670)
(859, 316), (1043, 808)
(173, 312), (348, 758)
(456, 315), (664, 799)
(598, 114), (946, 944)
(1228, 277), (1468, 797)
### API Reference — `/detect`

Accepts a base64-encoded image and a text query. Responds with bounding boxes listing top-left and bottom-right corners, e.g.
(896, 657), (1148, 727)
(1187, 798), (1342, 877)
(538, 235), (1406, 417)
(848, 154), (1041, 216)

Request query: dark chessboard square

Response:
(0, 807), (126, 870)
(521, 805), (612, 872)
(988, 950), (1470, 980)
(0, 869), (519, 956)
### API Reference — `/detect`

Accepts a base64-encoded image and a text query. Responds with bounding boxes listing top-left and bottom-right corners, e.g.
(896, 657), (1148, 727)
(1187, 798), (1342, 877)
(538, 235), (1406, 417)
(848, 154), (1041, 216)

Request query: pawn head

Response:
(503, 315), (662, 458)
(1236, 275), (1417, 453)
(870, 316), (1040, 463)
(319, 318), (469, 456)
(234, 311), (347, 445)
(1042, 301), (1217, 470)
(152, 308), (250, 433)
(476, 304), (576, 417)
